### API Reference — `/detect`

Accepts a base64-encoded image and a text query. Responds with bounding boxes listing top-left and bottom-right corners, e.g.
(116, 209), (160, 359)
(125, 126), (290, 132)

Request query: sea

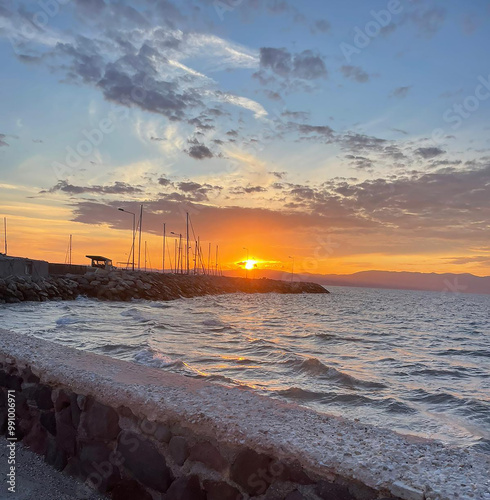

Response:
(1, 285), (489, 453)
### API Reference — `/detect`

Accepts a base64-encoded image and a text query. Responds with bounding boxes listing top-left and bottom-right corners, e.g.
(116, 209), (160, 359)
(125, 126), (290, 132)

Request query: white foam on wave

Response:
(134, 348), (184, 369)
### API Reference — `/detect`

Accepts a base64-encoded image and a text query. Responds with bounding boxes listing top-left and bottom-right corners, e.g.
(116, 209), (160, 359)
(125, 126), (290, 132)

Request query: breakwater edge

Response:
(0, 271), (328, 303)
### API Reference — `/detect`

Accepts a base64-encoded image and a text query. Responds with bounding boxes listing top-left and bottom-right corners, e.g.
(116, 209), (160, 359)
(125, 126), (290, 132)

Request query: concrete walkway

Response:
(0, 438), (104, 500)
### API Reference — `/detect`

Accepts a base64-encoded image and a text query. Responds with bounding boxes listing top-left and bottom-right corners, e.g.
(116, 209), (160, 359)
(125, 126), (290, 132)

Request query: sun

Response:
(244, 260), (257, 270)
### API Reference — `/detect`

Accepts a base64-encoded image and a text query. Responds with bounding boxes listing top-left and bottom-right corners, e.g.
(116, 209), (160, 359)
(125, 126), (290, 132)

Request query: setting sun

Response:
(244, 260), (258, 270)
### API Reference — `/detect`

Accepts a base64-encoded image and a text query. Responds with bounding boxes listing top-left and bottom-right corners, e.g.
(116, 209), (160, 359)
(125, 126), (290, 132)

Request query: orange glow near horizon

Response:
(1, 202), (490, 278)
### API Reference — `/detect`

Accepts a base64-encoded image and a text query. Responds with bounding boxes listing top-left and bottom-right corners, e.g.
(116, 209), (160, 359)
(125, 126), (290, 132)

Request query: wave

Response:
(121, 308), (154, 323)
(276, 387), (327, 401)
(97, 343), (141, 353)
(437, 348), (490, 358)
(201, 319), (225, 327)
(56, 316), (86, 326)
(134, 348), (184, 369)
(411, 367), (471, 378)
(202, 374), (237, 385)
(286, 357), (387, 389)
(314, 333), (338, 341)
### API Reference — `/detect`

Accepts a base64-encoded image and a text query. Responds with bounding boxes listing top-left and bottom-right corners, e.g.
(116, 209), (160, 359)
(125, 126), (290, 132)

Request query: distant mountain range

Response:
(227, 269), (490, 295)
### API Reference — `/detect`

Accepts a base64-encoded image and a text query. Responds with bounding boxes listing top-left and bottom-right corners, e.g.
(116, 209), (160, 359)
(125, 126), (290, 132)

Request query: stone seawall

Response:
(0, 330), (488, 500)
(0, 271), (328, 303)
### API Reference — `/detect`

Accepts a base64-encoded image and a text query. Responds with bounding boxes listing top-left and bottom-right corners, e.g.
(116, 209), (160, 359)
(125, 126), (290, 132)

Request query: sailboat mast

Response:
(3, 217), (7, 255)
(186, 212), (190, 275)
(162, 223), (166, 274)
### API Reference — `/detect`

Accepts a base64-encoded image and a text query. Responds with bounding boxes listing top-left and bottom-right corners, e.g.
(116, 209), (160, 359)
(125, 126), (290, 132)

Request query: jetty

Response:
(0, 270), (328, 304)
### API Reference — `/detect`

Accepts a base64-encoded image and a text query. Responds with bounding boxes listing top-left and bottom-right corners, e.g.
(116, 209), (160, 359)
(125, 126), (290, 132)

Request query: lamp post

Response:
(171, 232), (182, 274)
(243, 247), (249, 279)
(289, 256), (294, 282)
(118, 208), (135, 271)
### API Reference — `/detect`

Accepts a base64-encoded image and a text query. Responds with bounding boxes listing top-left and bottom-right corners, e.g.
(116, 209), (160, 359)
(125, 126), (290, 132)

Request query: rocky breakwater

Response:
(0, 271), (328, 303)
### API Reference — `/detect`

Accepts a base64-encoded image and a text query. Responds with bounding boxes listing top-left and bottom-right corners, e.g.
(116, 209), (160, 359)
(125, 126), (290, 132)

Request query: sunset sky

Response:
(1, 0), (489, 276)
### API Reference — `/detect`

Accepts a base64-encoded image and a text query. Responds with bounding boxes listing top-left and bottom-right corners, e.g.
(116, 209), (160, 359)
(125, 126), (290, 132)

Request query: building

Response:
(0, 254), (49, 278)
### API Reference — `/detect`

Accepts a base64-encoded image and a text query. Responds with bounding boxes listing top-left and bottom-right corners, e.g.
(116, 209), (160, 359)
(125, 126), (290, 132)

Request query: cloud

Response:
(257, 47), (327, 81)
(444, 256), (490, 265)
(415, 147), (445, 159)
(0, 134), (9, 147)
(340, 65), (370, 83)
(158, 176), (172, 186)
(403, 6), (446, 38)
(176, 181), (221, 201)
(311, 19), (330, 34)
(281, 110), (310, 121)
(390, 86), (412, 98)
(45, 180), (143, 195)
(186, 141), (214, 160)
(390, 128), (408, 135)
(345, 155), (374, 170)
(62, 162), (490, 259)
(230, 185), (267, 194)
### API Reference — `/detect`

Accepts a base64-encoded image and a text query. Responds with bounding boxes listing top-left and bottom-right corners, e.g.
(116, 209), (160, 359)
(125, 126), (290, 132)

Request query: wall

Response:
(49, 263), (89, 276)
(0, 330), (487, 500)
(0, 255), (49, 278)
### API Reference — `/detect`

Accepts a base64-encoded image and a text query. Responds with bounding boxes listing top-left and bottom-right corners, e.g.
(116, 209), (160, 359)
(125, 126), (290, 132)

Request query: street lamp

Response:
(171, 232), (183, 274)
(289, 256), (294, 282)
(243, 247), (249, 279)
(118, 208), (135, 271)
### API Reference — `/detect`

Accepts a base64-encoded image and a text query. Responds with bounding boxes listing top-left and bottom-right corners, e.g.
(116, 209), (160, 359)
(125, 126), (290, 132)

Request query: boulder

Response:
(230, 448), (274, 496)
(79, 397), (120, 441)
(165, 475), (206, 500)
(117, 431), (173, 493)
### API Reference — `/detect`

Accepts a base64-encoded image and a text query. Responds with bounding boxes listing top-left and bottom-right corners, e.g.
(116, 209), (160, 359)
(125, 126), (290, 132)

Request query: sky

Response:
(0, 0), (490, 276)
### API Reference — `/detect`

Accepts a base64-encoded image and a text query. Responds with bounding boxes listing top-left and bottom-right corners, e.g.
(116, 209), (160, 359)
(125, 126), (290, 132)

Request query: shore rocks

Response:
(0, 270), (329, 304)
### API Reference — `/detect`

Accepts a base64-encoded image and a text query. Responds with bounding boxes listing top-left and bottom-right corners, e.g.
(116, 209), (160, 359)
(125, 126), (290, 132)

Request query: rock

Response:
(79, 397), (120, 440)
(189, 441), (227, 471)
(33, 384), (54, 410)
(56, 406), (77, 456)
(285, 491), (305, 500)
(154, 423), (172, 443)
(45, 435), (67, 471)
(111, 479), (153, 500)
(53, 389), (71, 412)
(230, 448), (273, 496)
(78, 440), (120, 492)
(169, 435), (190, 466)
(39, 410), (57, 436)
(315, 481), (355, 500)
(117, 431), (173, 493)
(5, 373), (23, 391)
(274, 460), (313, 485)
(70, 392), (81, 428)
(165, 475), (206, 500)
(203, 479), (243, 500)
(23, 420), (48, 455)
